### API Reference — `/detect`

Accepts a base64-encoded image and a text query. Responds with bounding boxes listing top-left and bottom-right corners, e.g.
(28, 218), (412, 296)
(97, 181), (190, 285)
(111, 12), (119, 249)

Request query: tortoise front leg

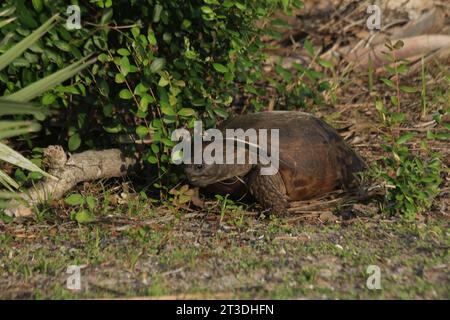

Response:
(247, 169), (289, 215)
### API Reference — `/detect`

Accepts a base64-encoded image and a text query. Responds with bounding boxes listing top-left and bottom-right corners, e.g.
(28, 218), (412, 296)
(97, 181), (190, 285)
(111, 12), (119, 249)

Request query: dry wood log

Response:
(5, 145), (136, 217)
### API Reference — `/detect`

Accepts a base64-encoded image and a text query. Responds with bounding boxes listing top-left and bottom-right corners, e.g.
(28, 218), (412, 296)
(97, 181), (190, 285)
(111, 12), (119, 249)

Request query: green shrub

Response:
(0, 12), (92, 207)
(371, 40), (447, 220)
(1, 0), (309, 191)
(374, 137), (443, 220)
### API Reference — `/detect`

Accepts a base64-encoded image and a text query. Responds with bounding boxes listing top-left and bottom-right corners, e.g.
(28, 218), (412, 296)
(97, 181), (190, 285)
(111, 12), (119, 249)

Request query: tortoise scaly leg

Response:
(247, 169), (289, 216)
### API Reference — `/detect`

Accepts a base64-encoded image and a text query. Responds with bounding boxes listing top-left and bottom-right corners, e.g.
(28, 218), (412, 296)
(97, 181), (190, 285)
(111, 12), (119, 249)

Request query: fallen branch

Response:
(371, 8), (446, 46)
(346, 34), (450, 71)
(6, 145), (136, 217)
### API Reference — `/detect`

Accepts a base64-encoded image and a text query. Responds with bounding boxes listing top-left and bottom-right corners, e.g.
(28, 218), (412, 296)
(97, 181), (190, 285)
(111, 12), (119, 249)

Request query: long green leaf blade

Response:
(0, 99), (47, 119)
(0, 169), (18, 190)
(0, 122), (41, 140)
(0, 191), (21, 199)
(0, 201), (16, 209)
(0, 6), (16, 18)
(0, 14), (59, 72)
(0, 141), (49, 177)
(0, 17), (17, 28)
(6, 56), (96, 102)
(0, 120), (39, 130)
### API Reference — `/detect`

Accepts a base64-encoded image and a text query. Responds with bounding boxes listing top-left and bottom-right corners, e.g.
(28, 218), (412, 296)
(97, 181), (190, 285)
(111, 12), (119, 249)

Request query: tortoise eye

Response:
(195, 164), (204, 170)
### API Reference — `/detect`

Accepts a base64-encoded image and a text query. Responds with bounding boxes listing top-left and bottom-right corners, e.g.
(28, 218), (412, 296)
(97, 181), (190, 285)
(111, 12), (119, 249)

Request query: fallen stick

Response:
(6, 145), (136, 217)
(346, 34), (450, 71)
(370, 8), (446, 46)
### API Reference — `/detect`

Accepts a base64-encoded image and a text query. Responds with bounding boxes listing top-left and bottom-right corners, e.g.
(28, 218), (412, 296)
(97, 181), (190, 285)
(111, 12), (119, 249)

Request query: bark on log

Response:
(6, 145), (136, 217)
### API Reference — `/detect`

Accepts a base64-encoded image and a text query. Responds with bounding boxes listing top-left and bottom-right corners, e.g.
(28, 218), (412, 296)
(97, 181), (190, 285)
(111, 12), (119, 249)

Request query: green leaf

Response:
(158, 76), (170, 87)
(119, 56), (131, 76)
(65, 193), (84, 206)
(32, 0), (44, 12)
(117, 48), (130, 56)
(85, 196), (96, 210)
(390, 95), (399, 106)
(201, 6), (214, 14)
(178, 108), (196, 117)
(161, 104), (176, 116)
(213, 108), (229, 118)
(292, 0), (304, 8)
(150, 58), (166, 73)
(397, 64), (409, 74)
(434, 133), (450, 140)
(54, 40), (71, 52)
(103, 123), (123, 134)
(213, 63), (228, 73)
(244, 85), (258, 95)
(42, 93), (56, 106)
(147, 155), (158, 164)
(119, 89), (133, 100)
(396, 133), (415, 144)
(115, 73), (125, 83)
(101, 7), (114, 25)
(134, 83), (148, 96)
(163, 32), (172, 43)
(139, 94), (154, 111)
(136, 126), (148, 138)
(151, 144), (159, 154)
(304, 39), (314, 56)
(68, 133), (81, 151)
(318, 59), (333, 69)
(182, 19), (191, 29)
(399, 86), (418, 93)
(391, 112), (406, 123)
(381, 78), (395, 88)
(153, 4), (163, 23)
(148, 30), (157, 46)
(191, 98), (206, 107)
(75, 209), (96, 223)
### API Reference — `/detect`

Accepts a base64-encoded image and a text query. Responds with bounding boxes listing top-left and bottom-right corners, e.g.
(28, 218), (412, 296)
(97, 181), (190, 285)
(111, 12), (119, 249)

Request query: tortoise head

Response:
(184, 163), (253, 187)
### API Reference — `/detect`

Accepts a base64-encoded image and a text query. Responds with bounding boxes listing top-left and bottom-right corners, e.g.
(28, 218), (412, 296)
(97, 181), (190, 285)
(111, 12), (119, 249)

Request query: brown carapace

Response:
(184, 111), (366, 214)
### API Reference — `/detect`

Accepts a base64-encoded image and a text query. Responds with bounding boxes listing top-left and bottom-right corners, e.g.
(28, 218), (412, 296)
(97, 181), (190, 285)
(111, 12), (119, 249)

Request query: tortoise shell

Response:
(215, 111), (366, 201)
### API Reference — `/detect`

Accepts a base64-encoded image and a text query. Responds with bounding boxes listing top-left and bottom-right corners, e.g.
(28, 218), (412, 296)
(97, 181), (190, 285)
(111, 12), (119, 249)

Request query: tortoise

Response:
(184, 111), (366, 214)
